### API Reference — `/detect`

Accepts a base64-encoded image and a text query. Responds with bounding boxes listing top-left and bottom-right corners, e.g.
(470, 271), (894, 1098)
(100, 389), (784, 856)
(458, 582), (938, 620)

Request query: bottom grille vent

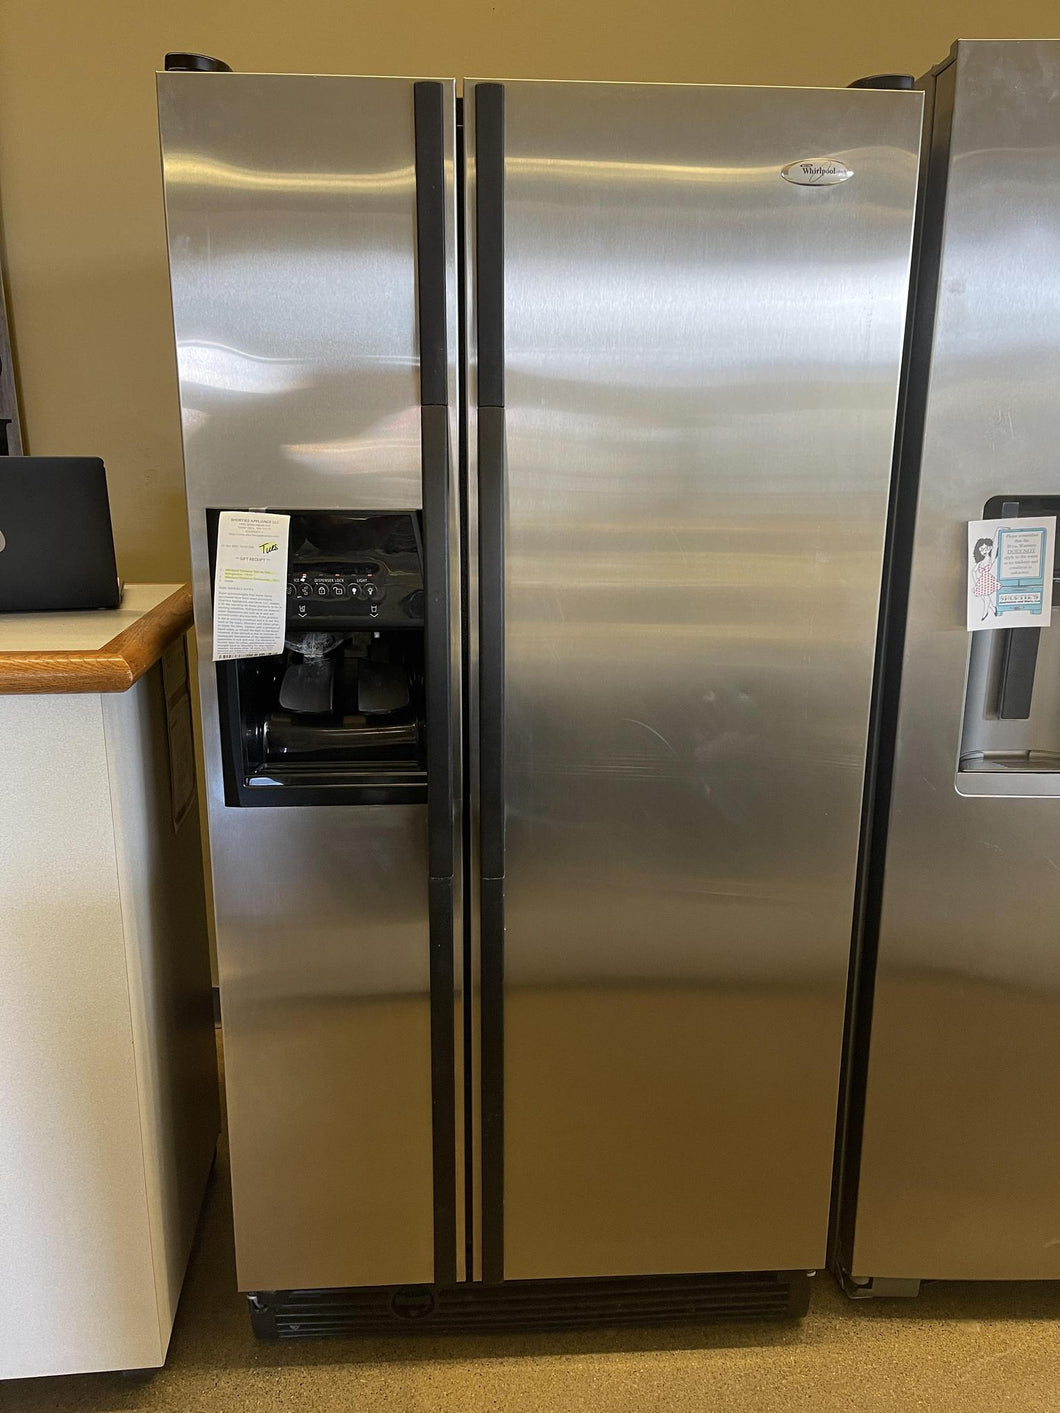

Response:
(248, 1271), (810, 1340)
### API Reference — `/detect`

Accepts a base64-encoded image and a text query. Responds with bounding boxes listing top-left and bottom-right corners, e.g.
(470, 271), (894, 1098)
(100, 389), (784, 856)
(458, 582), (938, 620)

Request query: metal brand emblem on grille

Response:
(781, 158), (853, 186)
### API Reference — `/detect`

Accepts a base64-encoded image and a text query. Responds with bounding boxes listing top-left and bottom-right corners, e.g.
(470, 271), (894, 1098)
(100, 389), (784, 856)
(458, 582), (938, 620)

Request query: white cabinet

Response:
(0, 585), (218, 1378)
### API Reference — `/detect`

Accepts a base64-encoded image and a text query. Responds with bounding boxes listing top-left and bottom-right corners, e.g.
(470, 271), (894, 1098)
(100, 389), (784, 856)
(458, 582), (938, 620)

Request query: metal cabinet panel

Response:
(159, 73), (461, 1290)
(158, 73), (425, 514)
(468, 78), (922, 1279)
(211, 803), (435, 1291)
(850, 41), (1060, 1283)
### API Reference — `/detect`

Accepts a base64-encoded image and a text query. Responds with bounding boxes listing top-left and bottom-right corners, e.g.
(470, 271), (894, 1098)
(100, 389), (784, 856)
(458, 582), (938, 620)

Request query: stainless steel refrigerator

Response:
(833, 39), (1060, 1296)
(158, 58), (922, 1333)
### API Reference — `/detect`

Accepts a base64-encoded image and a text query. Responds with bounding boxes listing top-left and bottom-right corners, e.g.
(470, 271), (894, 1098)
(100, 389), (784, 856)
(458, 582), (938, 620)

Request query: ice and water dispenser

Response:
(960, 496), (1060, 789)
(213, 511), (429, 805)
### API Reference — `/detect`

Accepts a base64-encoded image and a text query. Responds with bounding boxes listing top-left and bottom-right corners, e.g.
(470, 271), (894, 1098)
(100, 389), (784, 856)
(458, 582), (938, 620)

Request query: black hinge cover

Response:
(848, 73), (914, 90)
(164, 52), (232, 72)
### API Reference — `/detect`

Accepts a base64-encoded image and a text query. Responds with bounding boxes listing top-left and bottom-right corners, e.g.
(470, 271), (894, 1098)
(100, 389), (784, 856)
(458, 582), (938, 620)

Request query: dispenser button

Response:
(364, 583), (380, 599)
(330, 583), (346, 598)
(316, 584), (328, 597)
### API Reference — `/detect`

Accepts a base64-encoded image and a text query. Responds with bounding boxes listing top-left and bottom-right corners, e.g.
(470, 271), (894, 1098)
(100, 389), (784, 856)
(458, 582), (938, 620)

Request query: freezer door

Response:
(158, 73), (462, 1290)
(847, 41), (1060, 1283)
(466, 78), (921, 1280)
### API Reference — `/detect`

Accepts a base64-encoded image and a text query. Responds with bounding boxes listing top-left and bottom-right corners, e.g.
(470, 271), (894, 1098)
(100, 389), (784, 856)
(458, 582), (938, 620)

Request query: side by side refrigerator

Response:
(833, 39), (1060, 1295)
(158, 60), (923, 1333)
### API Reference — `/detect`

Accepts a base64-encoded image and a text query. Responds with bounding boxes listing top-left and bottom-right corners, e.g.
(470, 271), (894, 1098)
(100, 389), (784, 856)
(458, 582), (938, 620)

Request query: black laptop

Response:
(0, 457), (122, 612)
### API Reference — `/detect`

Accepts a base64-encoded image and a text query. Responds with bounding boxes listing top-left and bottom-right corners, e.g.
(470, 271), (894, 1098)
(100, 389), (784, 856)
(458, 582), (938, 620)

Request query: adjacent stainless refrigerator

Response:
(158, 61), (923, 1333)
(833, 39), (1060, 1295)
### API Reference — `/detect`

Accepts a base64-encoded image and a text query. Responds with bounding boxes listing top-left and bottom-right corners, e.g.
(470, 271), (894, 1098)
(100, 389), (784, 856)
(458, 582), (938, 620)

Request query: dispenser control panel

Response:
(288, 565), (386, 609)
(282, 512), (425, 630)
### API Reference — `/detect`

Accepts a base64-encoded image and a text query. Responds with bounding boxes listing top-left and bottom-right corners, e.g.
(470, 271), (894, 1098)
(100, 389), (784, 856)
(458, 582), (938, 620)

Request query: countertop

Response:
(0, 583), (192, 694)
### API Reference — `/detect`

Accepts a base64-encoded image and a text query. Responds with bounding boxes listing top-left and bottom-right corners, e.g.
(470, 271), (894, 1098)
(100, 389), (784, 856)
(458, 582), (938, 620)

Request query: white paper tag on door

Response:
(967, 516), (1055, 631)
(212, 511), (290, 660)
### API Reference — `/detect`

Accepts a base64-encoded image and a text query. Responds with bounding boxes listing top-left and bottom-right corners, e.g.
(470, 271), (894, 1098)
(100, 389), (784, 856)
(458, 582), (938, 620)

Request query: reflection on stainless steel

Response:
(845, 41), (1060, 1284)
(158, 73), (461, 1290)
(465, 78), (922, 1280)
(161, 152), (416, 196)
(158, 73), (423, 514)
(176, 343), (313, 397)
(214, 807), (434, 1291)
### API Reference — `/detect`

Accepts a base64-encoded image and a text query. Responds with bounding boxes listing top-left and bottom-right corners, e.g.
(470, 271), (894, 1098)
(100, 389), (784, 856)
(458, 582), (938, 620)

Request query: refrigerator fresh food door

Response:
(466, 78), (922, 1281)
(158, 72), (462, 1291)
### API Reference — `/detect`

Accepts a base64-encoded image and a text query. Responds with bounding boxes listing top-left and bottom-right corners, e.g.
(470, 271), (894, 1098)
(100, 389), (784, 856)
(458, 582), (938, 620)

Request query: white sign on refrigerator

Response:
(967, 516), (1055, 631)
(212, 510), (290, 660)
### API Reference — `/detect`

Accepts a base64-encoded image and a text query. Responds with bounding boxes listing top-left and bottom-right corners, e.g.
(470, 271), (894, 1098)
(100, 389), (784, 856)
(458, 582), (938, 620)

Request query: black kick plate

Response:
(247, 1271), (812, 1339)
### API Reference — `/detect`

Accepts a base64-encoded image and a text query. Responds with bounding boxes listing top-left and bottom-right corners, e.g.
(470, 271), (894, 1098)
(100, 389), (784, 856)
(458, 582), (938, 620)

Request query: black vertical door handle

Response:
(474, 81), (506, 1287)
(414, 79), (457, 1286)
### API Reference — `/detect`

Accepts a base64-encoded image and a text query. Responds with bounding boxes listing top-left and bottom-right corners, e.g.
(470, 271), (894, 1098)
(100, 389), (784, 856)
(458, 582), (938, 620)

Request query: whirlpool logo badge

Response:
(781, 157), (854, 186)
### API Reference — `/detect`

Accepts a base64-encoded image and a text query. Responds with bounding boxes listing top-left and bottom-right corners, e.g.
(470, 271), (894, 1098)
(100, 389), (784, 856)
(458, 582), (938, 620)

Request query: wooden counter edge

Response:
(0, 585), (194, 695)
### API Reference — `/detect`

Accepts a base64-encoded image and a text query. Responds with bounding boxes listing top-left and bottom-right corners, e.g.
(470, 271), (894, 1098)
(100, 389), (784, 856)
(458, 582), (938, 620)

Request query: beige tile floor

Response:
(2, 1053), (1058, 1413)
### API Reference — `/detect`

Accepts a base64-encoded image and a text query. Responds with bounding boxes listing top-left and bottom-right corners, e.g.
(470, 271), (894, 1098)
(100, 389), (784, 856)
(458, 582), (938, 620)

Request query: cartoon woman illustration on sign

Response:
(972, 536), (1000, 622)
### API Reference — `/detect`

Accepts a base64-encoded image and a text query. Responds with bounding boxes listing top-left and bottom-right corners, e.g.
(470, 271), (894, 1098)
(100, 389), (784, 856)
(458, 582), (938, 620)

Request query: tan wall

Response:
(0, 3), (1056, 578)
